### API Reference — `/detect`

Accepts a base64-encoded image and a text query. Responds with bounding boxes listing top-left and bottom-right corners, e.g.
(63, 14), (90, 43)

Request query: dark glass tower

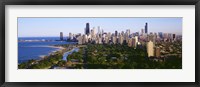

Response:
(60, 32), (63, 40)
(145, 23), (148, 34)
(85, 23), (90, 35)
(115, 31), (118, 36)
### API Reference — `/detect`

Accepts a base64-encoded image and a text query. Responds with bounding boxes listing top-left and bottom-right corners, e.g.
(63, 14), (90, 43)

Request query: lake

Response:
(18, 37), (76, 64)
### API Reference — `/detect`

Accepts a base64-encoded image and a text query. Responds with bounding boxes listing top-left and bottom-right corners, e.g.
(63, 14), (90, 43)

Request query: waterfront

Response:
(62, 48), (79, 61)
(18, 37), (76, 64)
(18, 18), (182, 69)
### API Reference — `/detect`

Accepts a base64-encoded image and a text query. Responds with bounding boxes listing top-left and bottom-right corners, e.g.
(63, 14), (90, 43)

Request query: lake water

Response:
(18, 37), (76, 64)
(62, 48), (79, 62)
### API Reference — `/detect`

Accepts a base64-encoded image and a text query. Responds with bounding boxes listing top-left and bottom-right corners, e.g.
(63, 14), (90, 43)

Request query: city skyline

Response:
(18, 18), (182, 37)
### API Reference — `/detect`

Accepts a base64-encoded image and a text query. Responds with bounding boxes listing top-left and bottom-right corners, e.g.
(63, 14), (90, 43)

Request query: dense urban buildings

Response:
(19, 21), (182, 69)
(62, 22), (182, 59)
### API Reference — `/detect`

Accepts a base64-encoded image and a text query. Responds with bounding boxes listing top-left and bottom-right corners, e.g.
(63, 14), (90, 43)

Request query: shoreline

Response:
(18, 44), (81, 69)
(18, 45), (68, 64)
(39, 45), (66, 59)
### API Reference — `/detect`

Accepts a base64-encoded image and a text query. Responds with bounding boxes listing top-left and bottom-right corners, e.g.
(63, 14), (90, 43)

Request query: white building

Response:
(134, 36), (138, 47)
(147, 41), (154, 57)
(77, 36), (83, 44)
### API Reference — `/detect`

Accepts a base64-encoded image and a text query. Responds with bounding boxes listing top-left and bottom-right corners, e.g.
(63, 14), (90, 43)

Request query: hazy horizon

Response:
(18, 17), (182, 37)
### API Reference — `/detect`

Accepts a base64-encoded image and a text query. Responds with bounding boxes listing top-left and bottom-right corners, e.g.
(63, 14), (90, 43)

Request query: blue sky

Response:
(18, 17), (182, 37)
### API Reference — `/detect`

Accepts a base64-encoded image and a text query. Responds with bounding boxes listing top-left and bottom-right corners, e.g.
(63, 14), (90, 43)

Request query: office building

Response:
(145, 23), (148, 34)
(85, 23), (90, 35)
(141, 29), (144, 35)
(60, 32), (63, 40)
(173, 34), (176, 40)
(147, 41), (154, 57)
(115, 31), (118, 36)
(77, 36), (83, 44)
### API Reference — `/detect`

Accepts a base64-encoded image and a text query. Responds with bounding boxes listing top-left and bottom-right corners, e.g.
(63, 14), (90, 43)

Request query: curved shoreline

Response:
(39, 45), (66, 59)
(62, 47), (79, 61)
(18, 45), (67, 64)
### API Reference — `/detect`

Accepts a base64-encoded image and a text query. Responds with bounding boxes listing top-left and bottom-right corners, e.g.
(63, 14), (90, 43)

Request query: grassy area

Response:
(18, 44), (182, 69)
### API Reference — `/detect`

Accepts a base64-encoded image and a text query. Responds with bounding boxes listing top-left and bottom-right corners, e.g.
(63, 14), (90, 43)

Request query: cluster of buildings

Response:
(59, 22), (182, 58)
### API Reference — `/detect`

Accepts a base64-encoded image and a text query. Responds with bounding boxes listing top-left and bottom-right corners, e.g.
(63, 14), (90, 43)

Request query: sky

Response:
(18, 17), (182, 37)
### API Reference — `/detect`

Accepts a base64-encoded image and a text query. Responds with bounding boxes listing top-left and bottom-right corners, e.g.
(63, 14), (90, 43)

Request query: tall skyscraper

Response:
(145, 23), (148, 34)
(147, 41), (154, 57)
(60, 32), (63, 40)
(85, 23), (90, 35)
(115, 31), (118, 36)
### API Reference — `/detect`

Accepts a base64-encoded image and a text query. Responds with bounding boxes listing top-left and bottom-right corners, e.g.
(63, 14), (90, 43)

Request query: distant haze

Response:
(18, 17), (182, 37)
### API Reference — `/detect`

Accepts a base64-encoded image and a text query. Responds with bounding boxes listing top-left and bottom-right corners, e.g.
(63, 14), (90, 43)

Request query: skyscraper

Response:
(158, 32), (163, 39)
(119, 34), (124, 45)
(134, 36), (138, 47)
(98, 26), (101, 34)
(115, 31), (118, 36)
(132, 38), (136, 48)
(69, 33), (72, 40)
(77, 36), (83, 44)
(141, 29), (144, 35)
(147, 41), (154, 57)
(85, 23), (90, 35)
(60, 32), (63, 41)
(145, 23), (148, 34)
(173, 34), (176, 40)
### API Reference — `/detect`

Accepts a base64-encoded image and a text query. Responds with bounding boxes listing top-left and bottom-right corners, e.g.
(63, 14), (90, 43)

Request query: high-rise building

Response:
(119, 34), (124, 45)
(69, 33), (72, 40)
(91, 27), (96, 39)
(135, 36), (138, 43)
(77, 36), (83, 44)
(163, 33), (168, 42)
(105, 36), (109, 44)
(147, 41), (154, 57)
(82, 35), (88, 44)
(128, 38), (132, 47)
(134, 36), (138, 47)
(158, 32), (163, 39)
(141, 29), (144, 35)
(155, 47), (161, 57)
(60, 32), (63, 40)
(173, 34), (176, 40)
(115, 31), (118, 36)
(145, 23), (148, 34)
(98, 37), (102, 44)
(111, 36), (116, 44)
(85, 23), (90, 35)
(98, 26), (101, 34)
(132, 38), (136, 48)
(126, 29), (130, 36)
